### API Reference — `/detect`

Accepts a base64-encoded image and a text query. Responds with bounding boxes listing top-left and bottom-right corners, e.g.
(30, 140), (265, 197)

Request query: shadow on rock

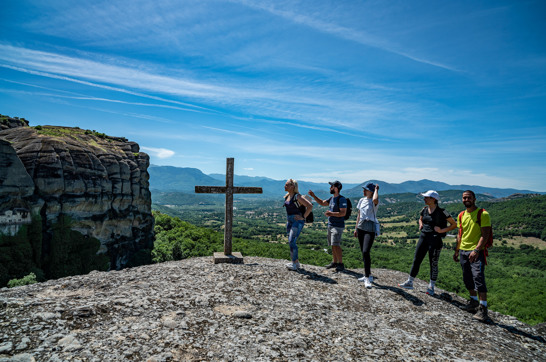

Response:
(295, 268), (338, 284)
(245, 262), (337, 284)
(432, 292), (472, 311)
(372, 282), (424, 306)
(435, 292), (545, 343)
(338, 269), (364, 279)
(493, 323), (545, 343)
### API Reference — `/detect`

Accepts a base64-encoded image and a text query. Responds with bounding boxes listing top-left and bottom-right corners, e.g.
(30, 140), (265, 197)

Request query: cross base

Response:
(213, 252), (244, 264)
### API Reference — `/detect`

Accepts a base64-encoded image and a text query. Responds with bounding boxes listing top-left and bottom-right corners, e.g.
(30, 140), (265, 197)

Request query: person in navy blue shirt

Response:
(308, 180), (347, 271)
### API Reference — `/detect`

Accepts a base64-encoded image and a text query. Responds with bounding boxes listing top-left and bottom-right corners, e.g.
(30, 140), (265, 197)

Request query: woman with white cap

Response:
(398, 190), (456, 295)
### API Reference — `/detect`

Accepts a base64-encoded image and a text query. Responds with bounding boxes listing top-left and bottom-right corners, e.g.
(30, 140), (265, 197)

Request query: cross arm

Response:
(195, 186), (227, 194)
(194, 186), (263, 194)
(233, 187), (262, 194)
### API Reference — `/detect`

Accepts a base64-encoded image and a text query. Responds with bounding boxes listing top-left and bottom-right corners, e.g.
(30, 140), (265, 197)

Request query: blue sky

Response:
(1, 0), (545, 191)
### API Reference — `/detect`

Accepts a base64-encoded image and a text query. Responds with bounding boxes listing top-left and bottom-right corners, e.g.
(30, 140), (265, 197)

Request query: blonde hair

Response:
(284, 178), (299, 199)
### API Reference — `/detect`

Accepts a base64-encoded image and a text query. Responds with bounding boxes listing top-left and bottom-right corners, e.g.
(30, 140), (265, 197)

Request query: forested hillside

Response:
(442, 194), (546, 241)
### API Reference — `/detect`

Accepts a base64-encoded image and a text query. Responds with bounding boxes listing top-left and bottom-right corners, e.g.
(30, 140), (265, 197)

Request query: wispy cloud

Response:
(0, 44), (433, 136)
(201, 126), (256, 138)
(0, 85), (218, 116)
(234, 0), (460, 72)
(0, 57), (228, 102)
(140, 147), (175, 159)
(0, 63), (216, 113)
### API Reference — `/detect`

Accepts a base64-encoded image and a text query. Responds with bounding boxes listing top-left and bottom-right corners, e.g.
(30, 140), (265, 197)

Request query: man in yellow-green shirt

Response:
(454, 190), (492, 323)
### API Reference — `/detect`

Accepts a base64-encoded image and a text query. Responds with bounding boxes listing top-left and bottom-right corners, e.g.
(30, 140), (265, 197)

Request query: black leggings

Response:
(410, 232), (443, 281)
(357, 229), (375, 277)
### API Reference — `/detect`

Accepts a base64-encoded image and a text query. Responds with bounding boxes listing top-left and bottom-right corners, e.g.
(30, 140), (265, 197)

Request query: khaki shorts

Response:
(327, 226), (344, 246)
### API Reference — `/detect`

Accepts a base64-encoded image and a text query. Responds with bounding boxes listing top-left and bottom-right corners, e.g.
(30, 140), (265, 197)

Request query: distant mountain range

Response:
(347, 179), (541, 199)
(148, 165), (542, 199)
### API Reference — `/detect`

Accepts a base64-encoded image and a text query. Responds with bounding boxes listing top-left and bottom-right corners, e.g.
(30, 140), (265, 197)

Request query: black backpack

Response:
(335, 195), (352, 220)
(294, 194), (314, 223)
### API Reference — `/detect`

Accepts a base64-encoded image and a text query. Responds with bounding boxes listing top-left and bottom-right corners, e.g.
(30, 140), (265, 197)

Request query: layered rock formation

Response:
(0, 115), (154, 284)
(0, 257), (544, 361)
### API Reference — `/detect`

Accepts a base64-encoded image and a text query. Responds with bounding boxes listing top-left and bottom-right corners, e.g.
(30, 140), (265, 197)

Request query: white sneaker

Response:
(286, 262), (300, 270)
(364, 277), (372, 289)
(358, 276), (367, 282)
(398, 280), (414, 289)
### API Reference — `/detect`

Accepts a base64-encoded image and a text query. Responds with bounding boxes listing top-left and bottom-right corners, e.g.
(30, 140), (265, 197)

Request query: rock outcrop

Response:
(0, 257), (544, 361)
(0, 115), (154, 285)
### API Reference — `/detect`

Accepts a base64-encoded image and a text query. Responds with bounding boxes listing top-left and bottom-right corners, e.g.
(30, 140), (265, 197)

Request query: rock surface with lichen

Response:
(0, 257), (544, 361)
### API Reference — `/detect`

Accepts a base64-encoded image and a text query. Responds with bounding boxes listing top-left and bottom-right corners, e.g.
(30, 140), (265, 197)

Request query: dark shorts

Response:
(459, 250), (487, 293)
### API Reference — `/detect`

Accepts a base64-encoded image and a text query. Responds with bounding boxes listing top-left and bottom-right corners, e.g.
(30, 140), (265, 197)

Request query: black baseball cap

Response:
(363, 183), (375, 192)
(329, 180), (342, 190)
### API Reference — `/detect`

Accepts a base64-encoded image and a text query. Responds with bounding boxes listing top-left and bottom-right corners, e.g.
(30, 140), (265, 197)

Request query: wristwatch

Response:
(473, 249), (480, 253)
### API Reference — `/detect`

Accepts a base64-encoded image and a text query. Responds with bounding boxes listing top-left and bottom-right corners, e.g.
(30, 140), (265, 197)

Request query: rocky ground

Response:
(1, 257), (545, 361)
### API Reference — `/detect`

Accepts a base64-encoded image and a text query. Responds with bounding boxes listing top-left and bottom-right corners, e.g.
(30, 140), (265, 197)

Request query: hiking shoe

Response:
(426, 286), (435, 296)
(398, 280), (414, 290)
(364, 277), (372, 289)
(325, 262), (337, 269)
(473, 304), (490, 322)
(464, 298), (480, 313)
(335, 263), (345, 271)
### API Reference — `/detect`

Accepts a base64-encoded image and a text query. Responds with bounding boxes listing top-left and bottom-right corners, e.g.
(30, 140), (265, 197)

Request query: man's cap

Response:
(329, 180), (342, 190)
(362, 183), (375, 192)
(421, 190), (440, 200)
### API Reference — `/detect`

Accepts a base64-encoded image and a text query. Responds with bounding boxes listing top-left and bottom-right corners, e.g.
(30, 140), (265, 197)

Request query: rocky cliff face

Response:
(0, 257), (544, 361)
(0, 115), (154, 284)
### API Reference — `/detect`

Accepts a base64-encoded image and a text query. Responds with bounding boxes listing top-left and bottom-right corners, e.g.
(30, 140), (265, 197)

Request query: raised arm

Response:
(308, 190), (329, 206)
(372, 184), (379, 206)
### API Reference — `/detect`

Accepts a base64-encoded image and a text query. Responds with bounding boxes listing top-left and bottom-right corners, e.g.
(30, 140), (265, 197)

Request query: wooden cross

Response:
(195, 158), (262, 263)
